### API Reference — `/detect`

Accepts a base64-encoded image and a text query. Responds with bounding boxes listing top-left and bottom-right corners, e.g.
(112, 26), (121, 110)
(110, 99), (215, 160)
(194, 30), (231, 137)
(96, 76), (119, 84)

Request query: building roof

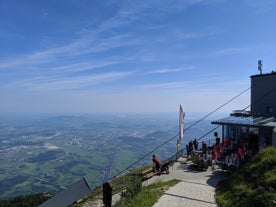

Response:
(212, 115), (276, 128)
(250, 71), (276, 78)
(39, 177), (91, 207)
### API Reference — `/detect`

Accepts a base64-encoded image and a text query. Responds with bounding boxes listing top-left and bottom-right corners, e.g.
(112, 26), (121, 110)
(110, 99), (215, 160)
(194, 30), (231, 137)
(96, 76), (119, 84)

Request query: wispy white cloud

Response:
(0, 30), (23, 38)
(49, 60), (121, 73)
(0, 0), (220, 73)
(137, 75), (249, 93)
(170, 27), (224, 40)
(0, 0), (270, 114)
(204, 43), (276, 61)
(139, 81), (195, 90)
(207, 46), (253, 58)
(245, 0), (276, 14)
(136, 0), (224, 14)
(213, 48), (242, 56)
(3, 71), (135, 91)
(147, 66), (194, 74)
(0, 34), (132, 70)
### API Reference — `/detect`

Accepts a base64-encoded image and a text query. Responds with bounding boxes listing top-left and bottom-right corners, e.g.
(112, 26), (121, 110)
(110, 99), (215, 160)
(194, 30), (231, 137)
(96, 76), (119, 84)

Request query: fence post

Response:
(103, 182), (112, 207)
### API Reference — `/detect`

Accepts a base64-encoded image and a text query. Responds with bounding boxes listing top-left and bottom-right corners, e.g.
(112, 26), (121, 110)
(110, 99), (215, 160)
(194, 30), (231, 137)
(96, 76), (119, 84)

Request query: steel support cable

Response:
(34, 86), (252, 191)
(94, 84), (276, 195)
(100, 83), (273, 204)
(197, 125), (221, 142)
(184, 87), (251, 133)
(110, 133), (178, 180)
(197, 86), (276, 144)
(178, 87), (251, 147)
(111, 87), (251, 179)
(242, 86), (276, 111)
(24, 86), (275, 196)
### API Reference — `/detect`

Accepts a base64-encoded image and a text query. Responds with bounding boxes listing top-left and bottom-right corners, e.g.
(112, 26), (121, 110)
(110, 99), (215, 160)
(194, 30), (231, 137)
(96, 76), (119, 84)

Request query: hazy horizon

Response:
(0, 110), (230, 121)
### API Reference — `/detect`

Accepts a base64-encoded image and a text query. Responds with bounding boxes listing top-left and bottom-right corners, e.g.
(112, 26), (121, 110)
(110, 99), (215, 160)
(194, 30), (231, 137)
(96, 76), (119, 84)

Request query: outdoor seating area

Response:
(189, 137), (254, 171)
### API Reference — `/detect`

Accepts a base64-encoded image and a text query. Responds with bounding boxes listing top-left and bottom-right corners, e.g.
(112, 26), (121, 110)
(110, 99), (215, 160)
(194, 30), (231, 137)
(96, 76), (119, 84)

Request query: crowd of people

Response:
(152, 135), (264, 173)
(187, 136), (263, 170)
(186, 138), (199, 156)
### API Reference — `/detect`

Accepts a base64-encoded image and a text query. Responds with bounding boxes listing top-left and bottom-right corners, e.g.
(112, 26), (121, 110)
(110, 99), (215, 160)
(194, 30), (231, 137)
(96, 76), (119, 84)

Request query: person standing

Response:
(189, 140), (193, 152)
(193, 139), (199, 151)
(202, 141), (207, 154)
(186, 144), (191, 156)
(152, 155), (161, 172)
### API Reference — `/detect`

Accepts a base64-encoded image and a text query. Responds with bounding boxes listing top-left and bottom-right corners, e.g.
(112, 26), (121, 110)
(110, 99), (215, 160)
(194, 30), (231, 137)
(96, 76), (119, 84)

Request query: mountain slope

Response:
(216, 147), (276, 207)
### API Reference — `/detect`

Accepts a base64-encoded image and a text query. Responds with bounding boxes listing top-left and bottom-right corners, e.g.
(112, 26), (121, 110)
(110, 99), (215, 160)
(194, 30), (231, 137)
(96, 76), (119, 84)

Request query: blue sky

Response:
(0, 0), (275, 115)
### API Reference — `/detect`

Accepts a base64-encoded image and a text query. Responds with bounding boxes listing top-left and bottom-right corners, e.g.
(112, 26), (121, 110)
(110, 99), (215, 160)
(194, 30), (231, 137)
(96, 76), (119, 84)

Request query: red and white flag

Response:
(179, 104), (185, 140)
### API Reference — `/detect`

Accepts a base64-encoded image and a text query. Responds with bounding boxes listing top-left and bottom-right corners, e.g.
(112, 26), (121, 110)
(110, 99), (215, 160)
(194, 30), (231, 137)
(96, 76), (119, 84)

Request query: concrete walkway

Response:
(143, 157), (228, 207)
(82, 156), (228, 207)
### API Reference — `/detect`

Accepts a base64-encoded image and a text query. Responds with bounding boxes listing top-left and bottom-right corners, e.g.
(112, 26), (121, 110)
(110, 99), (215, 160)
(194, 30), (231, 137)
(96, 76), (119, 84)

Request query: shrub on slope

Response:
(216, 147), (276, 207)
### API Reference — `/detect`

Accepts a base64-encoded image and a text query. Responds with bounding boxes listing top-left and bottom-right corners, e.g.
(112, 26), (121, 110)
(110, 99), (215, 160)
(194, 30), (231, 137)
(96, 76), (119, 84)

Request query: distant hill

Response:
(0, 114), (218, 198)
(2, 147), (275, 207)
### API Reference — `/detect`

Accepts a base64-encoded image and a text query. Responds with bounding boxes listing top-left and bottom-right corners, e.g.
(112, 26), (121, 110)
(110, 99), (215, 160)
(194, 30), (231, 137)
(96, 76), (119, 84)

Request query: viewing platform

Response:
(145, 156), (228, 207)
(82, 155), (228, 207)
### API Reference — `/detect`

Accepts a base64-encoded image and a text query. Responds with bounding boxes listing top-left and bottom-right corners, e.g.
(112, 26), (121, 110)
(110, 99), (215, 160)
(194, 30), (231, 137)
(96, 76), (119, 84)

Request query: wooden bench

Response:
(142, 167), (154, 175)
(142, 171), (160, 180)
(142, 160), (170, 181)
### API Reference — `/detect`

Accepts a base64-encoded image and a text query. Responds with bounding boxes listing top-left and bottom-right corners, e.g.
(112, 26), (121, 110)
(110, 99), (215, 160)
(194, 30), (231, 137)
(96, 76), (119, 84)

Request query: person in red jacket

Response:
(212, 148), (218, 160)
(152, 155), (161, 172)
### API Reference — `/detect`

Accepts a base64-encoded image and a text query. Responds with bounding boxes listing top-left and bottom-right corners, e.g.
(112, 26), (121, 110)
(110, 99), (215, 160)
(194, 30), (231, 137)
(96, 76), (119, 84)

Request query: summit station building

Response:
(212, 63), (276, 154)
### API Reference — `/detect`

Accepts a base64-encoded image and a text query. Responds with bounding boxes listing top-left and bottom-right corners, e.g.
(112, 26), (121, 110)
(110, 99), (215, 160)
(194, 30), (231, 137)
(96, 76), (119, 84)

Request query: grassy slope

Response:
(216, 147), (276, 207)
(115, 179), (180, 207)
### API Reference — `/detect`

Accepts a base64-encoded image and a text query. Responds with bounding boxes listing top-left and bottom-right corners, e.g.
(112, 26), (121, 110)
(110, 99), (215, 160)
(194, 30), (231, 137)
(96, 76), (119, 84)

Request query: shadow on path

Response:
(206, 171), (230, 187)
(176, 159), (230, 188)
(164, 192), (216, 205)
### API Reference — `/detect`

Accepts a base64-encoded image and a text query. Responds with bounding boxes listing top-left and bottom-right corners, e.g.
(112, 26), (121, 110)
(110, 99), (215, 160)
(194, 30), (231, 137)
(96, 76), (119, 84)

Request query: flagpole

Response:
(177, 104), (185, 156)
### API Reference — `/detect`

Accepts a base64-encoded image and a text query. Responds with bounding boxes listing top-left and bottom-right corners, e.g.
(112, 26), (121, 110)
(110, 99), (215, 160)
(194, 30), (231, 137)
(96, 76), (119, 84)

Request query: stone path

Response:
(82, 156), (228, 207)
(144, 157), (228, 207)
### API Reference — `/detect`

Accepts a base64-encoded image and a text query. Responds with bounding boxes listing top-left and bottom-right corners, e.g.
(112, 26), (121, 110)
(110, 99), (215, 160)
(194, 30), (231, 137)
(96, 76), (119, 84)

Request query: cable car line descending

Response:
(19, 85), (276, 196)
(110, 87), (251, 180)
(39, 84), (276, 194)
(242, 86), (276, 111)
(199, 85), (276, 143)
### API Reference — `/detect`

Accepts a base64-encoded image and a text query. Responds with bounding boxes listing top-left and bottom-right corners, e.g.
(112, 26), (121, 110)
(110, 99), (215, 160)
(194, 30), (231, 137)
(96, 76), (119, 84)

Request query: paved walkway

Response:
(82, 156), (228, 207)
(143, 157), (228, 207)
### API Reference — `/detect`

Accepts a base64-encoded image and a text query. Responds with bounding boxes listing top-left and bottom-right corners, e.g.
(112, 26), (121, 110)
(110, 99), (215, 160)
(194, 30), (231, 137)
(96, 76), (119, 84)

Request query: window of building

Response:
(267, 106), (273, 114)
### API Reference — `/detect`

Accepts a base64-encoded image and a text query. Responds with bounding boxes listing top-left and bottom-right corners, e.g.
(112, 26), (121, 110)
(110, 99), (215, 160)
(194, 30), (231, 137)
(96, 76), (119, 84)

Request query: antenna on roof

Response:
(258, 60), (262, 74)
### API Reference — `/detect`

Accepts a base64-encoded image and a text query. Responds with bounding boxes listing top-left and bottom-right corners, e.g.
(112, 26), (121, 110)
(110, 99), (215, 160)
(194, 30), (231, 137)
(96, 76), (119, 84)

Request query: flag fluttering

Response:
(179, 104), (185, 140)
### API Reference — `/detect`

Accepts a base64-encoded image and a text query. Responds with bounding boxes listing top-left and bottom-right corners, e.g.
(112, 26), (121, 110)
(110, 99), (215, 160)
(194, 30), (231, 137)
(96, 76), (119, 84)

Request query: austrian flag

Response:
(179, 104), (185, 140)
